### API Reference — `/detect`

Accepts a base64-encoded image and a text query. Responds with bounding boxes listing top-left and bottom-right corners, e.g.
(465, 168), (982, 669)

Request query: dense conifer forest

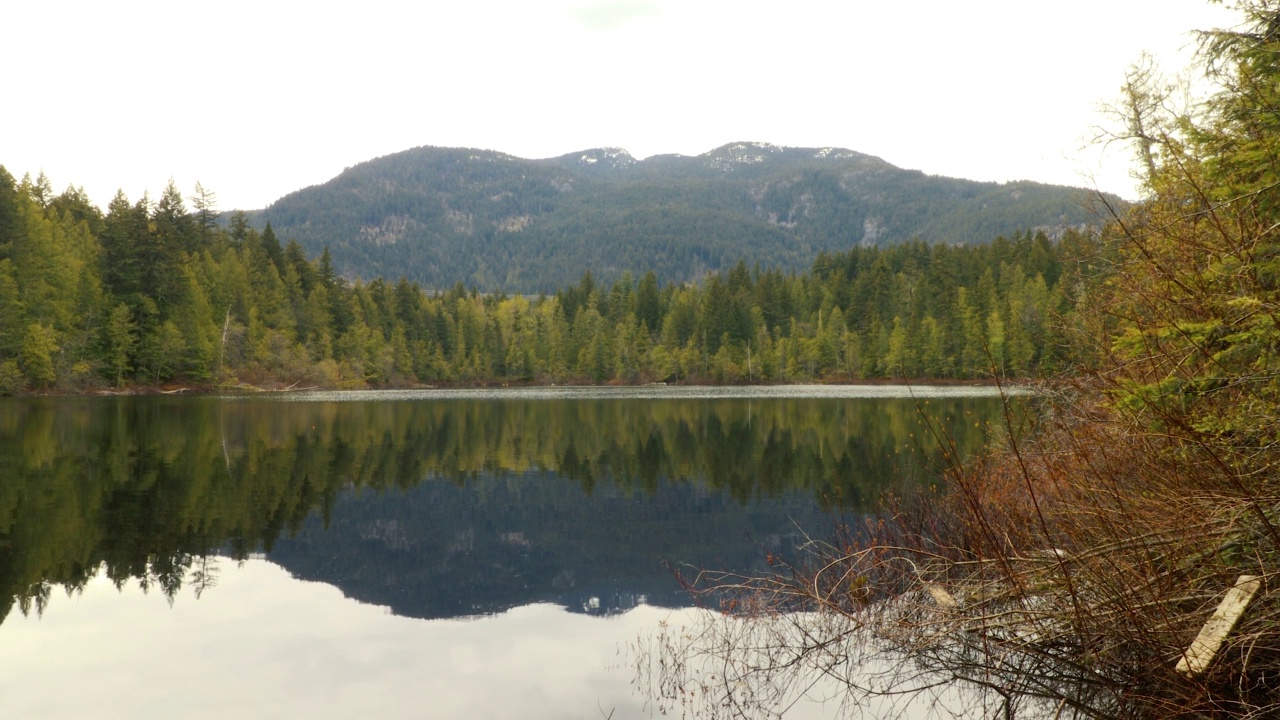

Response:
(0, 164), (1102, 393)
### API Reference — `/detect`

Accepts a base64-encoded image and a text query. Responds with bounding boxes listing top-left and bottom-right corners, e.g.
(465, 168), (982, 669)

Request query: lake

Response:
(0, 385), (1017, 718)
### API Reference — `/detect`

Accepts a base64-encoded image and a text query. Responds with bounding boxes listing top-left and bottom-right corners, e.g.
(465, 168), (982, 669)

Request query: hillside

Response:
(248, 142), (1115, 292)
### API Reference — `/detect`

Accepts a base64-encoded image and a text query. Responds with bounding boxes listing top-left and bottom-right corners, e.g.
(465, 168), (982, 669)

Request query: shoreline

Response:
(16, 375), (1018, 399)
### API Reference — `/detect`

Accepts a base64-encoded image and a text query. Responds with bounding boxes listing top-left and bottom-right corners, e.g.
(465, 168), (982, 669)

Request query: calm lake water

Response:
(0, 385), (1017, 718)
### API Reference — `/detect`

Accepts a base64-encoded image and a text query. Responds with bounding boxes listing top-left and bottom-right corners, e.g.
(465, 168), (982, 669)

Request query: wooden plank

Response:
(923, 582), (958, 609)
(1175, 574), (1262, 678)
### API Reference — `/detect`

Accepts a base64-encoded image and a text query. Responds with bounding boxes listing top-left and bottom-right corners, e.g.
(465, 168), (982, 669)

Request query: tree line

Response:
(0, 165), (1102, 393)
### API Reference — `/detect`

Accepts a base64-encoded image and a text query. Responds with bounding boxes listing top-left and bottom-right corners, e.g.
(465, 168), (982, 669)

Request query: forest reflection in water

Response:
(0, 386), (1017, 622)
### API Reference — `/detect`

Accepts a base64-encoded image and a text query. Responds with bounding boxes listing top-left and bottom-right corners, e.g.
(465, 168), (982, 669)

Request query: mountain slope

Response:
(249, 142), (1114, 291)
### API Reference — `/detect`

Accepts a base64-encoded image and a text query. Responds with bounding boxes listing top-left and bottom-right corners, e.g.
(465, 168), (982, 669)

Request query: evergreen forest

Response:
(0, 164), (1102, 394)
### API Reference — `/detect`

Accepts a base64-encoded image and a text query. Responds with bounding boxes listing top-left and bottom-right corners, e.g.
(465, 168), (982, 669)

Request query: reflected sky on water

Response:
(0, 558), (669, 719)
(1, 557), (961, 719)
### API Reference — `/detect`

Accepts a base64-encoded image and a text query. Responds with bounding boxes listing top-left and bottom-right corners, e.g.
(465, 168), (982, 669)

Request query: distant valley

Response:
(246, 142), (1116, 292)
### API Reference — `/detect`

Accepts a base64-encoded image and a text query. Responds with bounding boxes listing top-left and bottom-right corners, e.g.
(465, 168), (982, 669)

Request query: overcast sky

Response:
(3, 1), (1241, 212)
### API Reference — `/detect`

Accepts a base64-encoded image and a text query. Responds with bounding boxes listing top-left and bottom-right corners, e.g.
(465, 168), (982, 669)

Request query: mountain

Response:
(248, 142), (1115, 292)
(267, 470), (826, 619)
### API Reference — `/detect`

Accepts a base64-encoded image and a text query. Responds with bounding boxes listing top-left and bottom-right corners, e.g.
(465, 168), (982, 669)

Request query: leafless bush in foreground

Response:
(636, 383), (1280, 719)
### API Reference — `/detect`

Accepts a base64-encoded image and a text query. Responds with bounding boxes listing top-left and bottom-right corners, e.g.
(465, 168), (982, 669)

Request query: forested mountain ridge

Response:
(250, 142), (1115, 292)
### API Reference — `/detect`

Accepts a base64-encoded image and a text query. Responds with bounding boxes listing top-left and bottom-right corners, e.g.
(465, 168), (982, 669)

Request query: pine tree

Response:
(190, 182), (218, 240)
(0, 259), (25, 359)
(153, 179), (196, 257)
(0, 167), (23, 259)
(20, 322), (59, 387)
(260, 223), (285, 274)
(635, 270), (662, 337)
(48, 184), (104, 236)
(100, 191), (145, 302)
(172, 264), (218, 379)
(102, 303), (136, 386)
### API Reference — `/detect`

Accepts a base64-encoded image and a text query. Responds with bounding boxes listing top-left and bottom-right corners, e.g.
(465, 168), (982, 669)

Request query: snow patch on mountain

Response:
(574, 147), (636, 169)
(815, 147), (859, 160)
(703, 142), (783, 171)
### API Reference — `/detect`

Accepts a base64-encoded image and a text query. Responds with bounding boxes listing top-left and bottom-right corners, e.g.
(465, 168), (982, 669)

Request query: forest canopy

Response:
(0, 166), (1103, 394)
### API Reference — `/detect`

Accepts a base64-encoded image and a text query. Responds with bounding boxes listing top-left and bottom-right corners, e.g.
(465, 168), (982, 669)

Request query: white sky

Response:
(2, 1), (1242, 212)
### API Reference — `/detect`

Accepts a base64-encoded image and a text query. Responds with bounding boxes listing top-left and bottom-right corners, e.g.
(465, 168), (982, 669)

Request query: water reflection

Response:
(0, 558), (693, 720)
(0, 387), (1014, 622)
(0, 557), (956, 720)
